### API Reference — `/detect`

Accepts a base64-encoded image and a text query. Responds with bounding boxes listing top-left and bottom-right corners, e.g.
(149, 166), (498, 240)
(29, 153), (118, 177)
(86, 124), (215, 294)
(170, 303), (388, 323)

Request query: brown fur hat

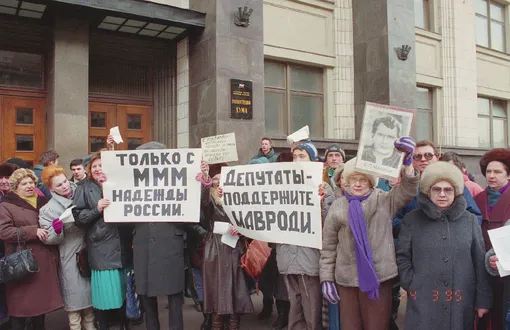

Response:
(480, 148), (510, 177)
(420, 161), (464, 196)
(0, 163), (17, 177)
(209, 163), (228, 178)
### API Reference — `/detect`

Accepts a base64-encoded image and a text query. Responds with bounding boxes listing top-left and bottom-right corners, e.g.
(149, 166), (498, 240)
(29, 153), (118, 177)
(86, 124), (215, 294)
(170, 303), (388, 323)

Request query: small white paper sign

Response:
(109, 126), (124, 144)
(201, 133), (238, 164)
(488, 225), (510, 270)
(496, 261), (510, 277)
(213, 221), (239, 248)
(287, 126), (310, 144)
(60, 206), (76, 224)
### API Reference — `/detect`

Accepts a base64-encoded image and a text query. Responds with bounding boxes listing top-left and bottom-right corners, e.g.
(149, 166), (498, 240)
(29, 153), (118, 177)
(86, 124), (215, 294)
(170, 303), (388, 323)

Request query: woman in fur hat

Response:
(0, 163), (17, 202)
(397, 161), (491, 330)
(475, 148), (510, 328)
(199, 162), (254, 330)
(320, 136), (417, 330)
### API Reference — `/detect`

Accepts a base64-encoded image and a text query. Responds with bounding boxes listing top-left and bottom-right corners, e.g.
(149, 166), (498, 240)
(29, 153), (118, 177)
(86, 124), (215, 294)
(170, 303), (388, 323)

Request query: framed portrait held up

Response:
(356, 102), (414, 180)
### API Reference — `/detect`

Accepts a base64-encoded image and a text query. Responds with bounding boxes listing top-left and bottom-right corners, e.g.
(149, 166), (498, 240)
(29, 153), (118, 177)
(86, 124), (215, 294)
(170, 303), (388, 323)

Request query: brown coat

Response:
(0, 192), (63, 317)
(320, 170), (419, 287)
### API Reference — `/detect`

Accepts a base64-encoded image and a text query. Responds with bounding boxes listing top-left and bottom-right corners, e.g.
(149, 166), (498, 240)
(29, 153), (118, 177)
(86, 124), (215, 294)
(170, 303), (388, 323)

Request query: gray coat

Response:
(397, 194), (492, 330)
(39, 185), (92, 312)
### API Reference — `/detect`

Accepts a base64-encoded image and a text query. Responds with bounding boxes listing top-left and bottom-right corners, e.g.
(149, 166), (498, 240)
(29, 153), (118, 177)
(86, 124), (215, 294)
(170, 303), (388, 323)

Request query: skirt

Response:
(91, 269), (126, 310)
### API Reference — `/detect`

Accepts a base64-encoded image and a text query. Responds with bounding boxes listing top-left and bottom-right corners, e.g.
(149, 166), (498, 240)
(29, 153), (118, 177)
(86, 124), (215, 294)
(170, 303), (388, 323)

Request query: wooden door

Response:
(1, 96), (46, 167)
(88, 102), (152, 152)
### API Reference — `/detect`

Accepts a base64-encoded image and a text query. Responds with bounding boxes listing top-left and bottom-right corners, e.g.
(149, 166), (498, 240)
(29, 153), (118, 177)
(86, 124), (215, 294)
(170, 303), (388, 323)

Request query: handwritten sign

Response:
(101, 149), (202, 223)
(201, 133), (239, 164)
(221, 162), (323, 249)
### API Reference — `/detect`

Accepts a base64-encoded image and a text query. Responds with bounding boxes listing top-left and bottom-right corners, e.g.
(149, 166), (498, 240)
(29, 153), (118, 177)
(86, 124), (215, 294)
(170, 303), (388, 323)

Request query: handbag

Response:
(0, 229), (39, 283)
(126, 270), (141, 320)
(240, 240), (272, 292)
(76, 246), (91, 278)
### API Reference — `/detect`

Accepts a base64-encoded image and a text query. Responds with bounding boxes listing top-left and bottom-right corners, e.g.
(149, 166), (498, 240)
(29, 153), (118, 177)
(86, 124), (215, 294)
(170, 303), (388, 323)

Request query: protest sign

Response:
(201, 132), (239, 164)
(101, 149), (202, 223)
(357, 102), (414, 180)
(287, 125), (310, 144)
(221, 162), (323, 249)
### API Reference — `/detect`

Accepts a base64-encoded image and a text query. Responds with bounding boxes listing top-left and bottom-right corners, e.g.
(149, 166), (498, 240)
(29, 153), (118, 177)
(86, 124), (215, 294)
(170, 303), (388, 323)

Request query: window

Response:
(415, 0), (432, 30)
(415, 86), (434, 141)
(478, 97), (508, 148)
(476, 0), (506, 52)
(264, 61), (324, 137)
(0, 50), (43, 88)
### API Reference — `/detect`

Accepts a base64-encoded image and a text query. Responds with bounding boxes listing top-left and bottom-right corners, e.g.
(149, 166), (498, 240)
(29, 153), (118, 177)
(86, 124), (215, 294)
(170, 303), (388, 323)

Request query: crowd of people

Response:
(0, 134), (508, 330)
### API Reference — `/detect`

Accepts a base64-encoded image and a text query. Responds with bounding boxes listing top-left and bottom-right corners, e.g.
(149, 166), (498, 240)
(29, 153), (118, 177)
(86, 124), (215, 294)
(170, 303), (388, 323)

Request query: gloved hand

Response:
(394, 136), (416, 166)
(322, 281), (340, 304)
(52, 218), (63, 235)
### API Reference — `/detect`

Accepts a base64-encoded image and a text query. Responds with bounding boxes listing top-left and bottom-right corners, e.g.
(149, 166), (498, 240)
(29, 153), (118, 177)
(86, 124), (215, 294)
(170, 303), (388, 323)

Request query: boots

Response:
(96, 310), (109, 330)
(271, 300), (290, 330)
(227, 314), (240, 330)
(257, 297), (273, 320)
(200, 302), (212, 330)
(211, 313), (224, 330)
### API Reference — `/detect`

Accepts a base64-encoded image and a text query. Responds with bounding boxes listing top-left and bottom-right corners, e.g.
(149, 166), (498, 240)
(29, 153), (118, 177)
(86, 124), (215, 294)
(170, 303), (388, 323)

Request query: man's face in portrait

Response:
(372, 123), (398, 156)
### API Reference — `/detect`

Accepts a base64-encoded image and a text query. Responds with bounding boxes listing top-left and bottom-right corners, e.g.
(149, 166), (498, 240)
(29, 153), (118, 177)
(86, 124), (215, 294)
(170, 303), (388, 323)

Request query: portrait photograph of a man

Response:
(356, 102), (414, 179)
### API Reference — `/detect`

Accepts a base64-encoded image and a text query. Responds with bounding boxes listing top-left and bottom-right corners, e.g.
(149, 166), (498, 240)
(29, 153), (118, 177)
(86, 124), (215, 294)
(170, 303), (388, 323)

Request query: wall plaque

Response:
(230, 79), (253, 119)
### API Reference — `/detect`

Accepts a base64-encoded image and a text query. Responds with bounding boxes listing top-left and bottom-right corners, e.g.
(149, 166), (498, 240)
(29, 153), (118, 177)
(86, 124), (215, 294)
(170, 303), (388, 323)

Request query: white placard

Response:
(221, 162), (323, 249)
(488, 225), (510, 271)
(201, 133), (239, 164)
(356, 102), (414, 180)
(109, 126), (124, 144)
(496, 261), (510, 277)
(101, 149), (202, 223)
(287, 125), (310, 144)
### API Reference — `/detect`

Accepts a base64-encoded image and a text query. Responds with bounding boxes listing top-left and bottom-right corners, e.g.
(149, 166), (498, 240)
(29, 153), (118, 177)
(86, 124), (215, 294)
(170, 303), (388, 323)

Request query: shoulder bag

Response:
(0, 229), (39, 283)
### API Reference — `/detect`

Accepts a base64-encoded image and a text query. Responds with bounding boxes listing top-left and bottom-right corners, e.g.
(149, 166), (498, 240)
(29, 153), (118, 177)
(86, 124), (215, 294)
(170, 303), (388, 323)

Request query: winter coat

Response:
(33, 165), (52, 200)
(0, 193), (63, 317)
(397, 194), (492, 330)
(73, 179), (132, 270)
(39, 185), (92, 312)
(463, 174), (483, 198)
(275, 183), (333, 277)
(251, 149), (278, 163)
(320, 170), (419, 287)
(201, 188), (254, 314)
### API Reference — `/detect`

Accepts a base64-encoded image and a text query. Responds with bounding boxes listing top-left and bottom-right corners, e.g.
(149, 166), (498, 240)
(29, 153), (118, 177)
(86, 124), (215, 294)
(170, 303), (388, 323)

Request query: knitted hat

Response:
(480, 148), (510, 177)
(333, 163), (346, 186)
(420, 161), (464, 197)
(248, 157), (269, 165)
(0, 163), (17, 177)
(209, 163), (228, 178)
(325, 144), (346, 160)
(342, 158), (378, 188)
(295, 140), (318, 161)
(136, 141), (167, 150)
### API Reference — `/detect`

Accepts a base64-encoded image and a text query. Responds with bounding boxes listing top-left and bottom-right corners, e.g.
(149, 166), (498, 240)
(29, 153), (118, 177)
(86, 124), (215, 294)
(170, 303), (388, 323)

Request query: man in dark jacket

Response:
(132, 141), (208, 330)
(33, 149), (59, 200)
(251, 137), (278, 162)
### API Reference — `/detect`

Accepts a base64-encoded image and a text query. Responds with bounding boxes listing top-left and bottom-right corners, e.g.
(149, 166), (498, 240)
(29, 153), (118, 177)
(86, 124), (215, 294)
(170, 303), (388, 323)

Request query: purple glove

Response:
(394, 136), (416, 166)
(322, 281), (340, 304)
(52, 218), (63, 235)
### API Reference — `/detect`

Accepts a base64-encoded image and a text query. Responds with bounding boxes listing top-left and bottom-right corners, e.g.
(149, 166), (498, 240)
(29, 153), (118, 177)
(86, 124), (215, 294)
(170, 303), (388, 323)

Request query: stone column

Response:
(352, 0), (417, 138)
(189, 0), (264, 164)
(439, 0), (478, 147)
(47, 16), (89, 170)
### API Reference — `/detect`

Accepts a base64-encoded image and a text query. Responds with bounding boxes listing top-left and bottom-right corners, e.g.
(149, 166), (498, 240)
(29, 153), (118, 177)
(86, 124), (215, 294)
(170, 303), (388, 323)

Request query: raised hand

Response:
(394, 136), (416, 166)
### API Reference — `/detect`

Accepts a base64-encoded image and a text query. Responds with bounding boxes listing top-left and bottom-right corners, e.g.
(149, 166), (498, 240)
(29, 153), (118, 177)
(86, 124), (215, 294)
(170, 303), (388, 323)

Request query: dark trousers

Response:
(11, 315), (44, 330)
(141, 293), (184, 330)
(284, 274), (321, 330)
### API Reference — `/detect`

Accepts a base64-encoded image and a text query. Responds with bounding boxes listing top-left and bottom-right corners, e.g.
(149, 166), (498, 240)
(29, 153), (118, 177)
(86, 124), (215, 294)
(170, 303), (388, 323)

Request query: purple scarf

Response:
(345, 192), (380, 299)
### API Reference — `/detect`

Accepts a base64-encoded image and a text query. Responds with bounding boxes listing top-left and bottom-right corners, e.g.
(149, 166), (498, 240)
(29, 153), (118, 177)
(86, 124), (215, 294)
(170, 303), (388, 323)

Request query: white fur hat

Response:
(342, 158), (379, 188)
(420, 161), (464, 196)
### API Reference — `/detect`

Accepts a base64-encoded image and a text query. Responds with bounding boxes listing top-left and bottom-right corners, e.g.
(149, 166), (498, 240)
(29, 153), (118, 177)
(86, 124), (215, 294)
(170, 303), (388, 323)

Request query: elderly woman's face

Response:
(91, 159), (107, 183)
(0, 176), (10, 193)
(347, 173), (371, 196)
(486, 161), (510, 191)
(51, 173), (71, 197)
(430, 180), (455, 209)
(16, 177), (35, 198)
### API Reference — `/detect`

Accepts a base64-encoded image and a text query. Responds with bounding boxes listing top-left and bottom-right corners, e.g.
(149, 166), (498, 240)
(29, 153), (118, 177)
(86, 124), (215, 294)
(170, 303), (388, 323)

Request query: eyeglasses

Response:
(431, 187), (454, 196)
(413, 153), (435, 161)
(348, 177), (369, 186)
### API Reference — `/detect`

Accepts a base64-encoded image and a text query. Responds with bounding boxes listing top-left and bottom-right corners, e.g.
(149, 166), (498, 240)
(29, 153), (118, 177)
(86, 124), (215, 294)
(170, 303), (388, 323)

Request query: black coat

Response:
(397, 194), (492, 330)
(73, 179), (132, 270)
